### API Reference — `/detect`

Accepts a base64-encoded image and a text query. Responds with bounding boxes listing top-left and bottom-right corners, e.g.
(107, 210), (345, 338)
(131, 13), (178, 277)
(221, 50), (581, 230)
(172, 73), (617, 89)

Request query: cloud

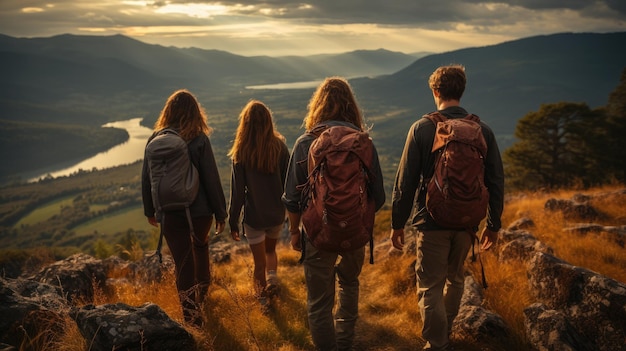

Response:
(0, 0), (624, 55)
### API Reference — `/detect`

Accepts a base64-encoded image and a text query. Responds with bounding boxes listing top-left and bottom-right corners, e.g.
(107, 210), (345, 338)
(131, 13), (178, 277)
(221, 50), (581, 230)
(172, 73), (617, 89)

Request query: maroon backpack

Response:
(300, 125), (376, 254)
(424, 112), (489, 229)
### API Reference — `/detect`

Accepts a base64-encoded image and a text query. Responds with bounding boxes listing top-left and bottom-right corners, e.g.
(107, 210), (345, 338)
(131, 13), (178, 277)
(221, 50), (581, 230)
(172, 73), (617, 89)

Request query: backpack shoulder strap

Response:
(307, 124), (329, 138)
(464, 113), (481, 123)
(423, 111), (447, 125)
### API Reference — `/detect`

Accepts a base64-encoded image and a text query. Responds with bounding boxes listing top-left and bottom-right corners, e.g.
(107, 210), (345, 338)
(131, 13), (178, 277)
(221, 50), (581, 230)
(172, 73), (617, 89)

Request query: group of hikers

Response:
(141, 64), (505, 351)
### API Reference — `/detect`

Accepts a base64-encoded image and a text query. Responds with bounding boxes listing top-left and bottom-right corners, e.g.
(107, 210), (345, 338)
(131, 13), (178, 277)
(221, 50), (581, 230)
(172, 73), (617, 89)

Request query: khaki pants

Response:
(303, 238), (365, 351)
(416, 229), (472, 351)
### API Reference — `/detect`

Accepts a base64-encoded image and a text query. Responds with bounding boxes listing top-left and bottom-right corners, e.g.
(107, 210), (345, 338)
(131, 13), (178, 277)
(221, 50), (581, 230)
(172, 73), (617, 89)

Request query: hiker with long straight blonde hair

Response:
(228, 99), (289, 313)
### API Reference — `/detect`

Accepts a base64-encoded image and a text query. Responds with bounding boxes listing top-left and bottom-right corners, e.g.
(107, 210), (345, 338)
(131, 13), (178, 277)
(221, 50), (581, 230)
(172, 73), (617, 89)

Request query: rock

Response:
(563, 224), (626, 247)
(0, 277), (68, 348)
(452, 304), (510, 345)
(451, 274), (510, 345)
(544, 198), (600, 221)
(497, 230), (553, 262)
(30, 253), (108, 303)
(524, 303), (596, 351)
(526, 252), (626, 351)
(459, 274), (483, 307)
(506, 217), (535, 231)
(73, 302), (195, 351)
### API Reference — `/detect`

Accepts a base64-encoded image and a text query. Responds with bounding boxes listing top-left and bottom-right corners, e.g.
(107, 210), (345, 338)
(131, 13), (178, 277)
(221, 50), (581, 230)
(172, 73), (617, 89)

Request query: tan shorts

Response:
(243, 223), (282, 245)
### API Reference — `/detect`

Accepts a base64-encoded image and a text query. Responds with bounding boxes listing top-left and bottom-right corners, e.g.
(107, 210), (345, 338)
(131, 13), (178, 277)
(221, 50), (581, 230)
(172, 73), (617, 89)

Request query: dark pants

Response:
(163, 212), (212, 324)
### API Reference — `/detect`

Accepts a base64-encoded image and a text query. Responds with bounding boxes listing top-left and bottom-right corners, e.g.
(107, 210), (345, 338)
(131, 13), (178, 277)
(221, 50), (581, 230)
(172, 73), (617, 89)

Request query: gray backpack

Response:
(145, 129), (200, 260)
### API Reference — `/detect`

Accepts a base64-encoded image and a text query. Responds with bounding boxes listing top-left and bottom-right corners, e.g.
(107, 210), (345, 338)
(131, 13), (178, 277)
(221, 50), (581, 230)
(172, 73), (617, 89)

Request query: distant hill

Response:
(352, 32), (626, 139)
(0, 31), (625, 184)
(0, 33), (417, 125)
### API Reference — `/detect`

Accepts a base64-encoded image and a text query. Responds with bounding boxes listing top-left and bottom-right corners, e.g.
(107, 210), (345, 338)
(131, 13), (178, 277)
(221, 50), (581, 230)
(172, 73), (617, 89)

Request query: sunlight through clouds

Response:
(0, 0), (624, 56)
(153, 3), (229, 19)
(21, 7), (45, 13)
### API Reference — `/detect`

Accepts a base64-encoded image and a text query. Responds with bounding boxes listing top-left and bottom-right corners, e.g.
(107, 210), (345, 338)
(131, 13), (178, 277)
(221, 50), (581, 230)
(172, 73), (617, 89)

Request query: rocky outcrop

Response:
(563, 223), (626, 247)
(452, 274), (510, 345)
(0, 253), (189, 349)
(29, 253), (108, 303)
(73, 303), (195, 351)
(0, 277), (69, 347)
(544, 197), (602, 221)
(525, 252), (626, 351)
(497, 229), (554, 262)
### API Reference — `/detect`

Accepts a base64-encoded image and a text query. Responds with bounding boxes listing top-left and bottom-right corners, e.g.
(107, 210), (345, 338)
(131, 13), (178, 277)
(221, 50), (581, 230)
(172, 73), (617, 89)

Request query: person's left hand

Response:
(215, 221), (225, 235)
(290, 230), (301, 251)
(390, 228), (405, 251)
(479, 227), (499, 251)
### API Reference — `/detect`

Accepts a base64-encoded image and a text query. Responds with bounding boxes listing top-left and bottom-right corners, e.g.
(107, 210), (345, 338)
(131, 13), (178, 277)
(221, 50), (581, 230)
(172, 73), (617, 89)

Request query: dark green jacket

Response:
(391, 106), (505, 231)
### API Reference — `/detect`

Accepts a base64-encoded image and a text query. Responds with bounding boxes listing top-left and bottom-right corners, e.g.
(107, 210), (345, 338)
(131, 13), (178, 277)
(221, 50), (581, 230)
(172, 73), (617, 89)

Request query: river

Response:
(29, 118), (153, 182)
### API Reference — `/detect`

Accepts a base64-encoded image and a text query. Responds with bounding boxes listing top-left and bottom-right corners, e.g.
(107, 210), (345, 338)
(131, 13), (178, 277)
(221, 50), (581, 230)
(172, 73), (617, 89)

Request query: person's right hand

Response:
(290, 230), (301, 251)
(390, 228), (405, 250)
(230, 230), (241, 241)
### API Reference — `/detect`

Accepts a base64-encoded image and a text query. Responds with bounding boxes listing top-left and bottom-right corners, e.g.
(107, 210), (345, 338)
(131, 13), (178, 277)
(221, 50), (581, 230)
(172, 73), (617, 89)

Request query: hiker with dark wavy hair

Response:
(141, 89), (227, 327)
(390, 65), (505, 351)
(282, 77), (386, 351)
(228, 99), (289, 313)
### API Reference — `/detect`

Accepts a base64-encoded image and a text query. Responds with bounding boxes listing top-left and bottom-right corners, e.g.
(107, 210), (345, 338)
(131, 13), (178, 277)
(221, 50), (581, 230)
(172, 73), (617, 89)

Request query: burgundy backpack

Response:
(300, 125), (376, 256)
(423, 112), (489, 229)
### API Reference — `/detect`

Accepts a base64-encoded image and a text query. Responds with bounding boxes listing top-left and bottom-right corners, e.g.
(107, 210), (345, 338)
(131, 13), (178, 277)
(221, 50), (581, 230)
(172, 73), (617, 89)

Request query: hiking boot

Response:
(266, 272), (280, 298)
(265, 282), (280, 298)
(258, 295), (271, 315)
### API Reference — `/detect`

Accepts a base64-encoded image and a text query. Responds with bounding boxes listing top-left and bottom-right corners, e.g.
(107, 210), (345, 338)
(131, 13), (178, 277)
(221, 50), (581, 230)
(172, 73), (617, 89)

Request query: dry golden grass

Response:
(18, 186), (625, 350)
(502, 185), (626, 283)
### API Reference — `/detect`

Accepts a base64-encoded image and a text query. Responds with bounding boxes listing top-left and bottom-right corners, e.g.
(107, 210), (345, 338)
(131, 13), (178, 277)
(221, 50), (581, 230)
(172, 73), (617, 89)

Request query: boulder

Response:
(30, 253), (108, 303)
(498, 230), (553, 263)
(73, 302), (195, 351)
(524, 303), (596, 351)
(526, 252), (626, 351)
(544, 198), (601, 221)
(506, 217), (535, 231)
(0, 277), (68, 348)
(451, 275), (510, 345)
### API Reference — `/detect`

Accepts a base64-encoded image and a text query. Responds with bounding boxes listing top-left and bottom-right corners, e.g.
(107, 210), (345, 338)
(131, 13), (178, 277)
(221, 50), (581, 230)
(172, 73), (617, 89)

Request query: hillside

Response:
(2, 186), (625, 350)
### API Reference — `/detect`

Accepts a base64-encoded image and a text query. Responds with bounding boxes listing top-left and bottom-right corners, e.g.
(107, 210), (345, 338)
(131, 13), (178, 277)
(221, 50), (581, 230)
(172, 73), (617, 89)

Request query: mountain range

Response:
(0, 31), (625, 184)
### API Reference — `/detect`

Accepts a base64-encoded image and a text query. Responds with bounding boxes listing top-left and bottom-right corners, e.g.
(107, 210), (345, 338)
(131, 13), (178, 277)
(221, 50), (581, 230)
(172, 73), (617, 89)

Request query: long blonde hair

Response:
(154, 89), (212, 141)
(228, 100), (286, 174)
(304, 77), (364, 131)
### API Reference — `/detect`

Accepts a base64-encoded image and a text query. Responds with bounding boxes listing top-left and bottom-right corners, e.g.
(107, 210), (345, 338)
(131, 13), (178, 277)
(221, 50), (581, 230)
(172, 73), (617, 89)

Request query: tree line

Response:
(504, 68), (626, 190)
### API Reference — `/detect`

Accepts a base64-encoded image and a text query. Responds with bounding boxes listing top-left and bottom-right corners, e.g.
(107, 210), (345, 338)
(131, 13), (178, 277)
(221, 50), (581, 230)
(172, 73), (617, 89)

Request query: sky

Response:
(0, 0), (625, 56)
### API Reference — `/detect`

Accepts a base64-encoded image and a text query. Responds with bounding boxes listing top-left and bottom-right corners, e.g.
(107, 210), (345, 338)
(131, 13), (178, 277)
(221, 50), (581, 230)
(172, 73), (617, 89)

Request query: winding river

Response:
(30, 118), (153, 182)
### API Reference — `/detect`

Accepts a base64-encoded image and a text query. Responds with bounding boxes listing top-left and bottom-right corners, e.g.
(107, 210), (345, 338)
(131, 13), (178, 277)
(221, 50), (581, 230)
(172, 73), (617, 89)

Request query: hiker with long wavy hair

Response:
(141, 89), (227, 327)
(228, 100), (289, 313)
(282, 77), (386, 350)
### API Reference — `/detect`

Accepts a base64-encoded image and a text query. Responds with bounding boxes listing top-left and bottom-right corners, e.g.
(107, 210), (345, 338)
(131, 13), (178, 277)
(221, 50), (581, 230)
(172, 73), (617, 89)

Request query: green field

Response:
(71, 205), (155, 236)
(14, 195), (76, 228)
